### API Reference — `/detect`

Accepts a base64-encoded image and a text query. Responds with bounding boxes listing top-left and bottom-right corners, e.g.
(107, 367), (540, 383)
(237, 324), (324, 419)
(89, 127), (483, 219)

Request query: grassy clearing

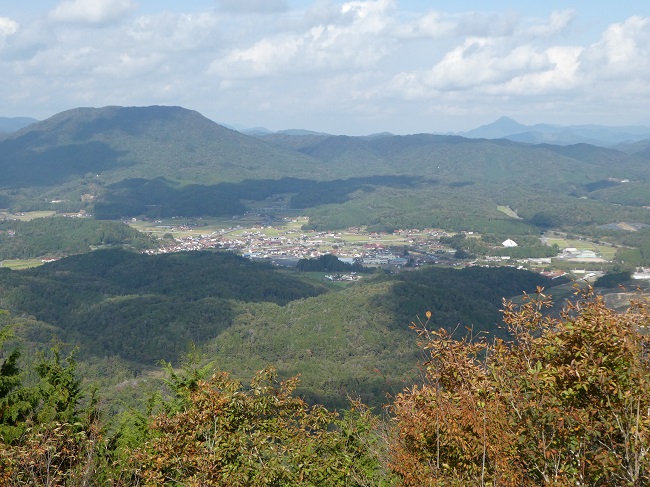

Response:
(129, 216), (309, 238)
(339, 234), (371, 243)
(129, 217), (248, 236)
(547, 238), (617, 260)
(497, 205), (521, 219)
(260, 227), (286, 237)
(0, 210), (56, 221)
(546, 239), (594, 250)
(1, 259), (44, 269)
(595, 245), (617, 260)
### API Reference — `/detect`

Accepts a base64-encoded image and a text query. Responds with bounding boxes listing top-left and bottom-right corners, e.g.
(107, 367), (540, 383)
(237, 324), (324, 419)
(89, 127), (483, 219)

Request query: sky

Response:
(1, 0), (650, 135)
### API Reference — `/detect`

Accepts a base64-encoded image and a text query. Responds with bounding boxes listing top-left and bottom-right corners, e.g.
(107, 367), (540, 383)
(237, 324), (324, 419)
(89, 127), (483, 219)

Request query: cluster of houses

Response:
(325, 273), (362, 282)
(143, 226), (443, 268)
(140, 222), (624, 283)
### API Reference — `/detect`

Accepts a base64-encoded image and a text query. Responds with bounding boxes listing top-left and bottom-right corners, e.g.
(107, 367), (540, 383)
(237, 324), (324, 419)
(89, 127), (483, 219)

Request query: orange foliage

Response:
(389, 288), (650, 486)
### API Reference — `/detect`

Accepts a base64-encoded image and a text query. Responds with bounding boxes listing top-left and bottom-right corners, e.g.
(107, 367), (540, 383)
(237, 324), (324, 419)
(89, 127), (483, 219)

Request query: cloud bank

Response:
(1, 1), (649, 134)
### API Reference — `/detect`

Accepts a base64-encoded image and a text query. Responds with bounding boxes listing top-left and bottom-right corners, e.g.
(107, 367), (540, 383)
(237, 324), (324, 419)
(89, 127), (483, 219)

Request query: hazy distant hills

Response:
(460, 116), (650, 147)
(615, 138), (650, 157)
(2, 105), (645, 190)
(0, 116), (38, 133)
(260, 132), (648, 186)
(243, 116), (650, 148)
(255, 128), (649, 232)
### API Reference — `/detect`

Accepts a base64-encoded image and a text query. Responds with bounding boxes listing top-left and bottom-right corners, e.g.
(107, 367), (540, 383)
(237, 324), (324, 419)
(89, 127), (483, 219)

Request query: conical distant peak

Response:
(463, 116), (527, 138)
(488, 116), (525, 129)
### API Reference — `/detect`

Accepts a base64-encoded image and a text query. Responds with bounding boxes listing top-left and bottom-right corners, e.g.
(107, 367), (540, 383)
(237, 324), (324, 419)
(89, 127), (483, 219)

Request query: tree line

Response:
(0, 217), (156, 260)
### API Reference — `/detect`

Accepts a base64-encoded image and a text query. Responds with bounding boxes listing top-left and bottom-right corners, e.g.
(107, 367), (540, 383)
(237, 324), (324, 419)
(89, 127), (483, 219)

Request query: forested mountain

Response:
(0, 248), (560, 408)
(0, 105), (648, 235)
(266, 133), (648, 186)
(0, 250), (325, 365)
(0, 105), (323, 192)
(0, 217), (156, 259)
(3, 283), (648, 485)
(256, 129), (650, 233)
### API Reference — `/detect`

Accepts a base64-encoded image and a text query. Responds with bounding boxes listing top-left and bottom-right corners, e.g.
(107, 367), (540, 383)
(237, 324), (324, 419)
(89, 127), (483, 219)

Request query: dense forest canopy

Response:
(2, 289), (649, 485)
(0, 217), (156, 260)
(0, 248), (561, 409)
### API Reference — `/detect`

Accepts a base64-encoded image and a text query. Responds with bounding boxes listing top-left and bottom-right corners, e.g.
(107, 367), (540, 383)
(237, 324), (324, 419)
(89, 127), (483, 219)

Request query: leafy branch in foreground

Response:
(389, 287), (650, 486)
(0, 342), (103, 486)
(131, 367), (391, 486)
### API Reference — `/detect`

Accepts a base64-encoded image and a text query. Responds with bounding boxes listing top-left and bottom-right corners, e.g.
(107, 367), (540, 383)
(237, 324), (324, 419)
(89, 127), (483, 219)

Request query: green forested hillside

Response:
(302, 184), (541, 233)
(1, 106), (648, 238)
(0, 250), (326, 364)
(93, 175), (420, 219)
(611, 227), (650, 265)
(3, 289), (649, 486)
(301, 181), (650, 234)
(0, 249), (560, 408)
(280, 133), (648, 186)
(210, 265), (561, 407)
(587, 181), (650, 206)
(0, 217), (156, 259)
(0, 105), (323, 190)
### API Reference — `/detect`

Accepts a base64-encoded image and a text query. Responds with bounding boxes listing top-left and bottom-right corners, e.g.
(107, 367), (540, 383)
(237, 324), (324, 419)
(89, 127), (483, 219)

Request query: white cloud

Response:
(0, 17), (19, 43)
(425, 40), (583, 95)
(209, 0), (396, 77)
(49, 0), (136, 25)
(453, 11), (519, 39)
(380, 12), (650, 130)
(393, 12), (455, 40)
(579, 16), (650, 80)
(430, 40), (551, 91)
(126, 12), (220, 52)
(386, 10), (586, 100)
(488, 46), (583, 96)
(2, 2), (650, 133)
(92, 52), (164, 78)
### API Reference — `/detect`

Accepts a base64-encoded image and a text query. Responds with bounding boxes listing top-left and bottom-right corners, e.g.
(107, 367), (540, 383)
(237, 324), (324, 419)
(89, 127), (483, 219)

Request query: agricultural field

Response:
(546, 237), (617, 259)
(0, 258), (44, 269)
(0, 210), (56, 221)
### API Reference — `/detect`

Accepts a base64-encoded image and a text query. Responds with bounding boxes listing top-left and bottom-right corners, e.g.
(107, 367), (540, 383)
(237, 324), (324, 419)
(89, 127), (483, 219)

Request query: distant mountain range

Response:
(233, 116), (650, 148)
(0, 116), (38, 133)
(0, 105), (648, 233)
(4, 110), (649, 148)
(457, 116), (650, 147)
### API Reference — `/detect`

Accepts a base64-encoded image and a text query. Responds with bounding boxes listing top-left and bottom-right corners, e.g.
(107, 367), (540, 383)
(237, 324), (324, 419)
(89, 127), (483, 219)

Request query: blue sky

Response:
(2, 0), (650, 134)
